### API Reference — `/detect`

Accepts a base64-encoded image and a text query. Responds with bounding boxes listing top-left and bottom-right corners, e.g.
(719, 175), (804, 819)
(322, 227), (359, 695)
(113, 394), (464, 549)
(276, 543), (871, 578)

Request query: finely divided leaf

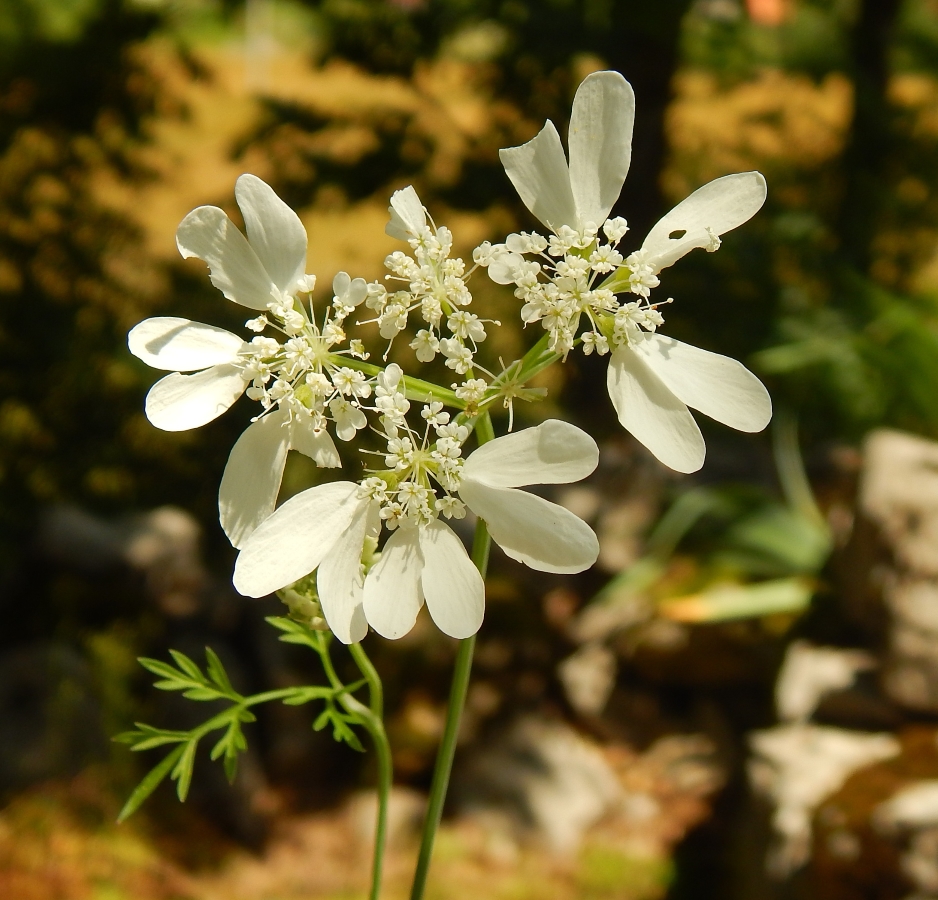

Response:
(265, 615), (323, 650)
(205, 647), (236, 694)
(117, 744), (185, 822)
(172, 739), (198, 802)
(169, 650), (205, 681)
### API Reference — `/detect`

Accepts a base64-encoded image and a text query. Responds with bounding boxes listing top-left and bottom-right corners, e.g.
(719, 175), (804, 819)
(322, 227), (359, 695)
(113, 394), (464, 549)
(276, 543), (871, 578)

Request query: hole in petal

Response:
(668, 229), (687, 240)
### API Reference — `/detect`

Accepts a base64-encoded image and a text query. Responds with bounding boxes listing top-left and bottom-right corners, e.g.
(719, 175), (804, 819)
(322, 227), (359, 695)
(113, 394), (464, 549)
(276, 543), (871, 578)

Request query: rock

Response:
(874, 780), (938, 833)
(860, 431), (938, 576)
(346, 786), (426, 848)
(558, 642), (617, 717)
(874, 780), (938, 898)
(37, 503), (208, 617)
(123, 506), (208, 617)
(775, 640), (876, 723)
(796, 728), (938, 900)
(454, 714), (727, 865)
(748, 723), (900, 877)
(902, 828), (938, 897)
(453, 716), (622, 853)
(842, 430), (938, 712)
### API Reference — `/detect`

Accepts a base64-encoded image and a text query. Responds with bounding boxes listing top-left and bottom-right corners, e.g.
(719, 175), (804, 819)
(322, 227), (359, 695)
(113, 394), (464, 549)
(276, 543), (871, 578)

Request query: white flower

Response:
(454, 378), (488, 405)
(380, 186), (483, 372)
(332, 271), (368, 317)
(498, 70), (773, 474)
(217, 407), (340, 547)
(233, 482), (378, 643)
(607, 334), (772, 473)
(128, 174), (347, 549)
(456, 419), (600, 575)
(632, 173), (767, 278)
(232, 420), (600, 643)
(128, 316), (252, 431)
(385, 185), (427, 241)
(499, 71), (634, 235)
(178, 172), (311, 309)
(328, 398), (368, 441)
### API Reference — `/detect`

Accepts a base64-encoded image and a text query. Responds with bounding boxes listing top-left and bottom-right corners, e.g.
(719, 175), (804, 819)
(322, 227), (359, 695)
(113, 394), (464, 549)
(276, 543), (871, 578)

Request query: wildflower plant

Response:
(122, 71), (772, 900)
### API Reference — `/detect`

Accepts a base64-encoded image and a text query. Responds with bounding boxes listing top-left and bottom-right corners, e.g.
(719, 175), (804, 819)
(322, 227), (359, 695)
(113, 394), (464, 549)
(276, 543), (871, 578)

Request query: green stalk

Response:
(349, 642), (392, 900)
(409, 413), (494, 900)
(514, 331), (561, 382)
(350, 642), (384, 719)
(315, 633), (393, 900)
(337, 356), (464, 408)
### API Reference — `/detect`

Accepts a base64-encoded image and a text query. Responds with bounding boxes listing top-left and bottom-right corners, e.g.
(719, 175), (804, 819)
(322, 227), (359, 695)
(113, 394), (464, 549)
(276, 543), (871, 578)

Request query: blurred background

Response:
(3, 0), (938, 897)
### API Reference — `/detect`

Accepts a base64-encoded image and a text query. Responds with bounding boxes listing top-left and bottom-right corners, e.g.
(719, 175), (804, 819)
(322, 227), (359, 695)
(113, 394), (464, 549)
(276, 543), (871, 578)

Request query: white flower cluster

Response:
(238, 271), (372, 443)
(475, 217), (670, 358)
(492, 69), (773, 474)
(367, 186), (492, 378)
(127, 175), (386, 549)
(234, 418), (600, 644)
(361, 364), (471, 528)
(128, 69), (777, 648)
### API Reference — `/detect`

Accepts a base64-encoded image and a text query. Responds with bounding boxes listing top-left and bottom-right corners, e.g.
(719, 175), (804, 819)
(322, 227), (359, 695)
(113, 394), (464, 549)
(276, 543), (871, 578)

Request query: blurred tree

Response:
(314, 0), (693, 232)
(837, 0), (904, 273)
(0, 1), (256, 642)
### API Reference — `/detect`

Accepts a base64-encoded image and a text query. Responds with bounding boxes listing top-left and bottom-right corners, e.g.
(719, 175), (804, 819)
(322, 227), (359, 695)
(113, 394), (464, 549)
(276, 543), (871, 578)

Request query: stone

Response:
(775, 640), (876, 723)
(453, 716), (622, 853)
(840, 429), (938, 712)
(37, 503), (208, 617)
(748, 723), (900, 877)
(558, 642), (617, 717)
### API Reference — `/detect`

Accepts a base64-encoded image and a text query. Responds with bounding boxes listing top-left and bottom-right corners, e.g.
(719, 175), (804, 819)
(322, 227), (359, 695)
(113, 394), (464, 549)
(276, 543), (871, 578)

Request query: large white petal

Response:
(128, 317), (245, 371)
(385, 185), (427, 240)
(641, 171), (767, 272)
(289, 418), (341, 467)
(176, 206), (275, 310)
(233, 482), (362, 598)
(145, 364), (247, 431)
(632, 334), (772, 433)
(463, 419), (598, 489)
(499, 121), (578, 232)
(458, 481), (599, 574)
(218, 410), (291, 549)
(419, 520), (484, 639)
(363, 526), (424, 640)
(606, 345), (705, 473)
(568, 71), (634, 227)
(317, 501), (372, 644)
(235, 174), (308, 295)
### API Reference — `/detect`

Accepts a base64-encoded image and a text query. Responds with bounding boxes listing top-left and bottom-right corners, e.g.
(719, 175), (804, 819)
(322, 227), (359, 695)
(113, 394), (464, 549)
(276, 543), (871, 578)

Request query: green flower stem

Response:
(349, 642), (384, 719)
(243, 687), (313, 706)
(349, 642), (393, 900)
(514, 331), (561, 382)
(337, 357), (464, 408)
(409, 414), (494, 900)
(309, 632), (393, 900)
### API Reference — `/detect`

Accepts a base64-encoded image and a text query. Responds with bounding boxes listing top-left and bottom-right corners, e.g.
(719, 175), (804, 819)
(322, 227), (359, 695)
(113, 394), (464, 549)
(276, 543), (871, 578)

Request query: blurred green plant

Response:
(588, 412), (831, 627)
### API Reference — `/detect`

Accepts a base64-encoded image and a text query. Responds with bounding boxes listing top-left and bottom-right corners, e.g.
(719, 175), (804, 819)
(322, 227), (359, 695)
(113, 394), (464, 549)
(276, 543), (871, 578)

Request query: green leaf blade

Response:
(205, 647), (236, 695)
(169, 650), (205, 682)
(117, 744), (185, 823)
(172, 740), (198, 803)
